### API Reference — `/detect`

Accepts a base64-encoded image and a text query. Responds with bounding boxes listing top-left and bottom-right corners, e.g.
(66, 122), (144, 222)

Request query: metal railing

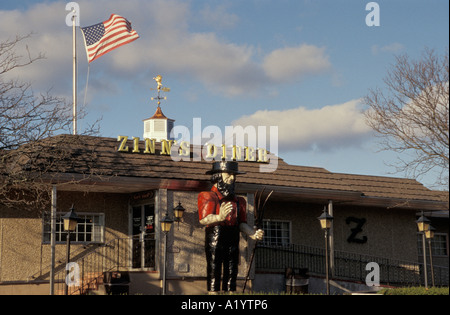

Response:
(28, 243), (102, 282)
(255, 243), (449, 287)
(52, 237), (155, 295)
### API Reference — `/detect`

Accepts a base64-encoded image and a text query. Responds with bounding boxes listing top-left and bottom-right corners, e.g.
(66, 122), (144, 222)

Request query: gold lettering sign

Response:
(116, 136), (269, 163)
(144, 138), (156, 154)
(117, 136), (129, 152)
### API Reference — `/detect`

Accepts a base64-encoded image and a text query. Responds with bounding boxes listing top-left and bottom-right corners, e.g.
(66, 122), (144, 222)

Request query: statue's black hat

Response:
(205, 161), (246, 175)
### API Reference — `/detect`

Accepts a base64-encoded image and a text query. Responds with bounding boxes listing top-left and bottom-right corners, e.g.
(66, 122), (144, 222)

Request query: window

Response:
(262, 220), (291, 246)
(417, 233), (448, 257)
(43, 212), (105, 244)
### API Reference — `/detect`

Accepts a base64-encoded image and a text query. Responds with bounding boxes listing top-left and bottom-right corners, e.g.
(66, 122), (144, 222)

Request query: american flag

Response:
(81, 14), (139, 63)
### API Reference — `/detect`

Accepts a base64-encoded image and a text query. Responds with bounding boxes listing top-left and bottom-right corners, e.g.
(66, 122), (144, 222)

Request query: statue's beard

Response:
(216, 178), (235, 199)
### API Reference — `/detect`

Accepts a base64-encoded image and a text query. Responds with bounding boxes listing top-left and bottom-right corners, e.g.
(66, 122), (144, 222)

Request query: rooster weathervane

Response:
(151, 75), (171, 107)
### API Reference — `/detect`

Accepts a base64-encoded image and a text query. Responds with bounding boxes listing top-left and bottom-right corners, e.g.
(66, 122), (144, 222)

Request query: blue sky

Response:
(0, 0), (448, 188)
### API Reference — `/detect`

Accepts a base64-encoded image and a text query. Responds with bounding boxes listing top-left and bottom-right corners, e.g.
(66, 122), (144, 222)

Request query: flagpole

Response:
(72, 10), (77, 135)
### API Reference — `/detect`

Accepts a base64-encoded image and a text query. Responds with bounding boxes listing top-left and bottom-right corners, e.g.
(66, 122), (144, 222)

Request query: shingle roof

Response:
(6, 135), (447, 209)
(335, 173), (438, 200)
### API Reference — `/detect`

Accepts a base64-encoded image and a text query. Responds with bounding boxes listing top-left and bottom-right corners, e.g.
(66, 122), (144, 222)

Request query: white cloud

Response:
(0, 2), (72, 93)
(0, 0), (333, 98)
(129, 31), (265, 96)
(371, 43), (405, 55)
(263, 44), (331, 82)
(199, 4), (239, 30)
(232, 99), (373, 152)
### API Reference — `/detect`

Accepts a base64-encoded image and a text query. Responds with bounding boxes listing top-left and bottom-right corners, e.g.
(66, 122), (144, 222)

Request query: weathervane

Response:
(151, 75), (171, 107)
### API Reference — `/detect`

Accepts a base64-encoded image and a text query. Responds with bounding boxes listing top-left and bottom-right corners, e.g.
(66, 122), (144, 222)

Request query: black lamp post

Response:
(425, 225), (436, 287)
(416, 212), (430, 289)
(318, 207), (333, 295)
(160, 210), (174, 295)
(62, 205), (79, 295)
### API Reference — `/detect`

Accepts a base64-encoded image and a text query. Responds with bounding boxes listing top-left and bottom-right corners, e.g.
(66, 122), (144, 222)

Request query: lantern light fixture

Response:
(174, 202), (186, 222)
(416, 212), (431, 233)
(317, 207), (334, 230)
(425, 225), (436, 240)
(62, 205), (79, 232)
(160, 211), (174, 234)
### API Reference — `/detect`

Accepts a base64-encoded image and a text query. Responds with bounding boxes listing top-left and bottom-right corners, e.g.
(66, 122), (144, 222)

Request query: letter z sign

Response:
(346, 217), (368, 244)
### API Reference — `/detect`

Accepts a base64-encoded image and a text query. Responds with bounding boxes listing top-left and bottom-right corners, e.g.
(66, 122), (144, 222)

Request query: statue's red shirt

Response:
(198, 186), (247, 227)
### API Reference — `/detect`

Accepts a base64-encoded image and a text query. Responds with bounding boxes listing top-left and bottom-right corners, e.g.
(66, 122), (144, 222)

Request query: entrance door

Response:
(131, 204), (156, 269)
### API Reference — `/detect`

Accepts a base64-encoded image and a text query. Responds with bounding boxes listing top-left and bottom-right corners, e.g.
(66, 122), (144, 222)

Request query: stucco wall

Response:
(0, 208), (44, 282)
(263, 200), (419, 262)
(0, 191), (130, 282)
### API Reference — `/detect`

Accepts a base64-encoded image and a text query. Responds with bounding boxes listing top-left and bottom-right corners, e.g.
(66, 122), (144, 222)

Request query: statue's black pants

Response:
(205, 225), (240, 292)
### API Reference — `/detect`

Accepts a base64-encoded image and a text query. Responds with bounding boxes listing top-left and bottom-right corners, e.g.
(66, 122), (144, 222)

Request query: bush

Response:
(380, 287), (449, 295)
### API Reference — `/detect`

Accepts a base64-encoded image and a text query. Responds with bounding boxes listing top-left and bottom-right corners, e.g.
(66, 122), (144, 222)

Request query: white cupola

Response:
(143, 106), (174, 142)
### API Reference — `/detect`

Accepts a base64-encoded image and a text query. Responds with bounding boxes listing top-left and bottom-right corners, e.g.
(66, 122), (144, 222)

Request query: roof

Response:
(143, 106), (174, 121)
(335, 173), (438, 201)
(5, 135), (447, 211)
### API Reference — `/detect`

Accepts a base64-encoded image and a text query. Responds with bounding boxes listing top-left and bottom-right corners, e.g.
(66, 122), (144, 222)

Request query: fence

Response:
(255, 243), (449, 287)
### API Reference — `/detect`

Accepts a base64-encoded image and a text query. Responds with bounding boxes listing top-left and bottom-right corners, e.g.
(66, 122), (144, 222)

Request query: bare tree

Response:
(0, 35), (100, 211)
(364, 48), (449, 188)
(1, 35), (73, 149)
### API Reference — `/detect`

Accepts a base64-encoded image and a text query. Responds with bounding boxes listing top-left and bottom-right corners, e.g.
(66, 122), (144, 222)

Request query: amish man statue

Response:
(198, 161), (264, 293)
